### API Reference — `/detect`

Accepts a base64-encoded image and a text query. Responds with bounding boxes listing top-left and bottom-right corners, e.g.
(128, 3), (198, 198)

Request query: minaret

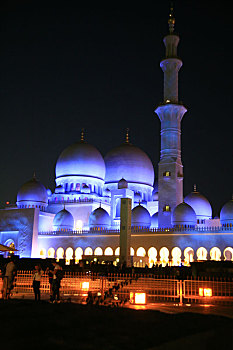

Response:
(155, 5), (187, 228)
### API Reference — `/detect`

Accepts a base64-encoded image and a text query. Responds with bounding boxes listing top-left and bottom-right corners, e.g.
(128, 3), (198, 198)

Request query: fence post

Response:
(179, 280), (183, 305)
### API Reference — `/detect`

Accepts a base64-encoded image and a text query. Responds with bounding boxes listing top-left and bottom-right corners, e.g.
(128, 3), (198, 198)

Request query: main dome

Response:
(104, 143), (154, 187)
(55, 141), (106, 181)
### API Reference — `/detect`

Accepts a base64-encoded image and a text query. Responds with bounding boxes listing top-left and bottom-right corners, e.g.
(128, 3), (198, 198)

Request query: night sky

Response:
(0, 1), (232, 217)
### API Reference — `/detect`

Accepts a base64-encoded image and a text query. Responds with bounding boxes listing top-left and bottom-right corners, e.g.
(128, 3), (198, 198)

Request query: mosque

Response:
(0, 9), (233, 267)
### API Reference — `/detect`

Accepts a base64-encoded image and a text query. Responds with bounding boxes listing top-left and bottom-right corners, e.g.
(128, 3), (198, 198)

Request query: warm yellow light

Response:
(130, 292), (146, 305)
(204, 288), (212, 297)
(81, 281), (90, 291)
(199, 288), (212, 297)
(76, 220), (83, 231)
(135, 293), (146, 304)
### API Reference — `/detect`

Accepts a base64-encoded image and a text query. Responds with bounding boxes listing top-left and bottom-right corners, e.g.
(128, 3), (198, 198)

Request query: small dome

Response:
(220, 200), (233, 226)
(118, 178), (128, 189)
(172, 202), (196, 228)
(105, 143), (154, 187)
(56, 141), (105, 181)
(17, 176), (48, 209)
(184, 190), (212, 220)
(132, 204), (151, 228)
(89, 207), (111, 229)
(53, 209), (74, 231)
(151, 212), (158, 228)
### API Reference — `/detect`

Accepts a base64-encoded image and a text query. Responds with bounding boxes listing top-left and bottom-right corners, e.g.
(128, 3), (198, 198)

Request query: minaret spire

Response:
(125, 128), (130, 144)
(155, 4), (187, 228)
(168, 2), (175, 34)
(81, 128), (85, 142)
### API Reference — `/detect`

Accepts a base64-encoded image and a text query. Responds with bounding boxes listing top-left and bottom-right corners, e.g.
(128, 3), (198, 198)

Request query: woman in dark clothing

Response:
(32, 265), (43, 301)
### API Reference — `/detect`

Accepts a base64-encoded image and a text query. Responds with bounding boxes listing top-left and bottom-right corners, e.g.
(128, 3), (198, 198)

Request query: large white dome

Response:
(104, 143), (154, 187)
(56, 141), (106, 181)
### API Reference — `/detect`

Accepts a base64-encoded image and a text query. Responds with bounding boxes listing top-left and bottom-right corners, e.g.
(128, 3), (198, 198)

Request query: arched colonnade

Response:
(39, 246), (233, 266)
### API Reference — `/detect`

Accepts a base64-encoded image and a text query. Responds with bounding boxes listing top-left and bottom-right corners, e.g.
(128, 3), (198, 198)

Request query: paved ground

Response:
(1, 298), (233, 349)
(11, 292), (233, 319)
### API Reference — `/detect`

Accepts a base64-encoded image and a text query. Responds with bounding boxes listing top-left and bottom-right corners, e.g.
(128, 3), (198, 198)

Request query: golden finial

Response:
(193, 184), (197, 192)
(32, 171), (36, 180)
(168, 2), (175, 34)
(125, 128), (129, 144)
(81, 128), (84, 142)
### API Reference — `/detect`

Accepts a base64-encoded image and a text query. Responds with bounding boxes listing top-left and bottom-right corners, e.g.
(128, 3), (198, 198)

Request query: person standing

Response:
(2, 256), (17, 299)
(32, 265), (43, 301)
(50, 261), (63, 303)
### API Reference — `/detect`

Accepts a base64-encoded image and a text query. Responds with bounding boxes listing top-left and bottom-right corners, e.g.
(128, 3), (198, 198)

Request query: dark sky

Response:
(0, 0), (232, 217)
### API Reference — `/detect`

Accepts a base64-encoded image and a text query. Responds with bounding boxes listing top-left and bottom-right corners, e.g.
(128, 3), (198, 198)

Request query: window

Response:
(76, 183), (80, 191)
(163, 205), (171, 212)
(163, 171), (171, 177)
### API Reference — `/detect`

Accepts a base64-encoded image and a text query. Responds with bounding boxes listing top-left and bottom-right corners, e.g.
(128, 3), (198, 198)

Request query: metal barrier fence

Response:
(12, 271), (233, 304)
(183, 277), (233, 304)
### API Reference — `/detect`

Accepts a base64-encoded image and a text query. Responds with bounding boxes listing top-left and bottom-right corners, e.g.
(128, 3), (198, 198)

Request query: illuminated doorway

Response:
(159, 247), (169, 266)
(210, 247), (221, 261)
(184, 247), (194, 265)
(65, 247), (73, 265)
(148, 247), (157, 267)
(196, 247), (207, 261)
(75, 247), (83, 263)
(171, 247), (182, 266)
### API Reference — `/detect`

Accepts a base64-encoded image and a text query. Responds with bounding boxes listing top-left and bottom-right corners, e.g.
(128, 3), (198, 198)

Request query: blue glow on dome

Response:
(184, 191), (212, 220)
(56, 142), (106, 180)
(131, 204), (151, 228)
(171, 202), (196, 227)
(53, 209), (74, 231)
(89, 207), (111, 228)
(104, 143), (154, 187)
(17, 177), (48, 208)
(220, 200), (233, 226)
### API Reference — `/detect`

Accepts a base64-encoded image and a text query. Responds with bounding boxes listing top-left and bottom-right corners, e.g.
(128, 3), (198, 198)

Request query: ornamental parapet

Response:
(38, 225), (233, 236)
(48, 198), (110, 205)
(39, 228), (120, 236)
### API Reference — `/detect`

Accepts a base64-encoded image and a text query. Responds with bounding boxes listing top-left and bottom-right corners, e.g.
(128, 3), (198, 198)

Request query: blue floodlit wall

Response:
(0, 208), (38, 257)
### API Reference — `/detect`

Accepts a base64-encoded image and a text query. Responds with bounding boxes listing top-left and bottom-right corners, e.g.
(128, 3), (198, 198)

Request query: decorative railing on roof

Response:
(38, 225), (233, 236)
(48, 198), (110, 205)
